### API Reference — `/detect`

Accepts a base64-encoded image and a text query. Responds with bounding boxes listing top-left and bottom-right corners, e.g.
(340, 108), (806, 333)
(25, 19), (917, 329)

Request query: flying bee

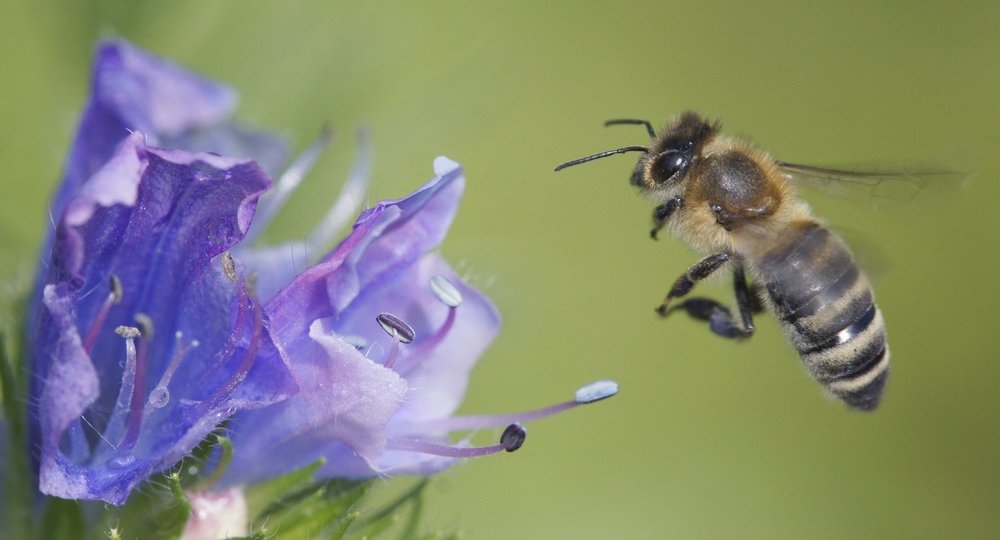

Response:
(556, 111), (894, 411)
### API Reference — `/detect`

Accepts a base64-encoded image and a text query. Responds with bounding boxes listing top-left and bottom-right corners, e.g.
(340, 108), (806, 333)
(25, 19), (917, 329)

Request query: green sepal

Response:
(220, 534), (268, 540)
(111, 471), (191, 540)
(195, 434), (234, 489)
(351, 478), (430, 539)
(244, 457), (326, 516)
(253, 477), (368, 538)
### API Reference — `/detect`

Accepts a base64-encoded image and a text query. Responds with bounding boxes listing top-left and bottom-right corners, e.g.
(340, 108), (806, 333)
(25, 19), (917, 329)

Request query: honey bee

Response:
(556, 111), (892, 411)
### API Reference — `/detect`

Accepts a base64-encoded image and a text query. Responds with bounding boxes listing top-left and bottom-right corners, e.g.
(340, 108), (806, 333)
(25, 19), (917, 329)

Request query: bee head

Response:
(555, 111), (719, 193)
(632, 111), (718, 191)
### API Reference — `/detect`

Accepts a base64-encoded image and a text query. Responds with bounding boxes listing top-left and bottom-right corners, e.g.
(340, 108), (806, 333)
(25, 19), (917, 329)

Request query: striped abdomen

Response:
(755, 222), (889, 411)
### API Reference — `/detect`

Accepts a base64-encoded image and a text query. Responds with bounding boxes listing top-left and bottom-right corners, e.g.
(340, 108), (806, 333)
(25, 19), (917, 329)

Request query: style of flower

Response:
(28, 39), (617, 506)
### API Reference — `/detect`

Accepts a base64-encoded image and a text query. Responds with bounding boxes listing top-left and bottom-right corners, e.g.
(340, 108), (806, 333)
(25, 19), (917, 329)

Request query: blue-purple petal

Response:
(54, 40), (233, 221)
(265, 157), (465, 337)
(219, 321), (407, 486)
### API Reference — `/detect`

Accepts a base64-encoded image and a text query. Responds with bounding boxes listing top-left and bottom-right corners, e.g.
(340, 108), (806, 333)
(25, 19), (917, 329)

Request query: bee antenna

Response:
(604, 118), (656, 138)
(554, 146), (648, 172)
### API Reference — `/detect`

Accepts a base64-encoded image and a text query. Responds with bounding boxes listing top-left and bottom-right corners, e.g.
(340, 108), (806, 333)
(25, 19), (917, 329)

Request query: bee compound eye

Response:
(653, 152), (688, 183)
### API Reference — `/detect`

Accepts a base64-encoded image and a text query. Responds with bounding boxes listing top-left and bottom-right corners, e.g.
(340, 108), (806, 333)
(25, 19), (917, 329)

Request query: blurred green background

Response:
(2, 1), (999, 538)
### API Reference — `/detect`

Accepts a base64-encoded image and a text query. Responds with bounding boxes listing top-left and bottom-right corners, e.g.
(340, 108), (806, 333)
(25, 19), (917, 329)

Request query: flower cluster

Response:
(26, 39), (616, 509)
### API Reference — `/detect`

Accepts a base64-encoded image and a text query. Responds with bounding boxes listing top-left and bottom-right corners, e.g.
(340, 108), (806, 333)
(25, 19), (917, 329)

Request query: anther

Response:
(377, 313), (415, 344)
(574, 380), (619, 404)
(429, 275), (463, 308)
(84, 275), (125, 353)
(222, 252), (237, 281)
(377, 312), (413, 370)
(109, 275), (123, 304)
(115, 325), (140, 339)
(500, 423), (526, 452)
(134, 313), (154, 339)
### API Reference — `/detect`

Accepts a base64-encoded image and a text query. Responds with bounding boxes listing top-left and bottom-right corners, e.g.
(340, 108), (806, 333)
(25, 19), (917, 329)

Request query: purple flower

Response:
(216, 155), (618, 486)
(29, 40), (298, 505)
(29, 40), (617, 506)
(32, 130), (298, 504)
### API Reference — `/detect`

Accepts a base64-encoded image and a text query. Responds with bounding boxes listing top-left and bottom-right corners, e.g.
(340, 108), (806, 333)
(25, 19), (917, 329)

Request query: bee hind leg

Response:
(731, 265), (759, 337)
(663, 264), (759, 340)
(672, 298), (749, 339)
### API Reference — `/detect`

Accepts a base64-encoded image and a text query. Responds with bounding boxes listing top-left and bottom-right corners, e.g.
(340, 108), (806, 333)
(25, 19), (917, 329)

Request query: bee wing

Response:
(775, 161), (968, 205)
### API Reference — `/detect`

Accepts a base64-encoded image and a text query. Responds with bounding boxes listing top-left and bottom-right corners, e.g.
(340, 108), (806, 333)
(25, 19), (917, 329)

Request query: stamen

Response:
(402, 276), (461, 371)
(134, 313), (154, 339)
(377, 313), (413, 369)
(387, 423), (527, 458)
(408, 380), (619, 433)
(105, 325), (140, 456)
(110, 274), (124, 302)
(83, 275), (123, 353)
(120, 314), (154, 451)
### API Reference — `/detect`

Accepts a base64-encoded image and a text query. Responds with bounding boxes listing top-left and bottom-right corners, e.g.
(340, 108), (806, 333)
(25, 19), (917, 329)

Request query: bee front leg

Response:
(650, 196), (683, 240)
(668, 265), (762, 340)
(656, 252), (730, 315)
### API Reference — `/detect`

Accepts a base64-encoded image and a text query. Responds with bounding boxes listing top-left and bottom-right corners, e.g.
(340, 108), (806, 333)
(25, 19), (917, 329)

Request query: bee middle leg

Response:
(664, 264), (762, 340)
